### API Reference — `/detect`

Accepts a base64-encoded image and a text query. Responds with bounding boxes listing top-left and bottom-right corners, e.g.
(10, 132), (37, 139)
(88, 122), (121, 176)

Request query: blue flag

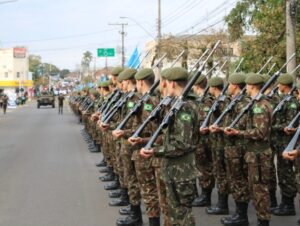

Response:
(127, 47), (140, 69)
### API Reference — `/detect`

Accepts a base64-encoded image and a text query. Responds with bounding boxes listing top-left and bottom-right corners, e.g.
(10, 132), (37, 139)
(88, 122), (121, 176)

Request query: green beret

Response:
(208, 77), (224, 87)
(245, 73), (264, 85)
(99, 80), (112, 88)
(277, 73), (294, 85)
(118, 68), (137, 82)
(261, 74), (271, 83)
(228, 73), (246, 85)
(135, 68), (155, 80)
(111, 67), (124, 76)
(194, 75), (206, 85)
(89, 89), (98, 96)
(164, 67), (189, 81)
(296, 81), (300, 89)
(161, 68), (170, 79)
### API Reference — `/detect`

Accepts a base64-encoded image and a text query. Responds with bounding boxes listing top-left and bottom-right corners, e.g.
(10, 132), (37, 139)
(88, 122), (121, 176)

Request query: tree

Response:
(59, 69), (70, 79)
(81, 51), (93, 75)
(225, 0), (300, 73)
(29, 55), (42, 80)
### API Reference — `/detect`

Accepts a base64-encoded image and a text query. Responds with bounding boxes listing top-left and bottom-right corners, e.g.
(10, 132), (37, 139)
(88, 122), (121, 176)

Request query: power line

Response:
(161, 0), (195, 22)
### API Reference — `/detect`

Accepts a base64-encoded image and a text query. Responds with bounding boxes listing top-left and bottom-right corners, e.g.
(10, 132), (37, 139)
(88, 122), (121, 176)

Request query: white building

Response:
(0, 47), (33, 93)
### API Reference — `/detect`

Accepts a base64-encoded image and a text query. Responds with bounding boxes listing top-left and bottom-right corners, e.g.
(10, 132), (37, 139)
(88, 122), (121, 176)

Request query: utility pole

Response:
(109, 23), (128, 68)
(156, 0), (162, 75)
(286, 0), (297, 77)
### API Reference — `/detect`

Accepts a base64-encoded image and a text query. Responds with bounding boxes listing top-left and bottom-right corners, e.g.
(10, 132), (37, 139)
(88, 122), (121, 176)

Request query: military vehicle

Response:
(37, 91), (55, 108)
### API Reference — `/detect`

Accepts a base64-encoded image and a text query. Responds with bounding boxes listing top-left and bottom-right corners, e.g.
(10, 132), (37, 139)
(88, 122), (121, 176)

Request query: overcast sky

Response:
(0, 0), (238, 70)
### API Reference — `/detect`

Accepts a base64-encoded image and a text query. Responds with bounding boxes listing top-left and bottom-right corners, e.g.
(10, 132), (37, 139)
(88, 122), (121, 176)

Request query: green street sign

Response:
(97, 48), (115, 57)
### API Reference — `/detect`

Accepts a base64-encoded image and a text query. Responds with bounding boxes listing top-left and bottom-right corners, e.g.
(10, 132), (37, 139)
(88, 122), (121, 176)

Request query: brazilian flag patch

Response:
(127, 102), (135, 109)
(144, 104), (153, 112)
(180, 112), (192, 122)
(253, 106), (264, 114)
(289, 103), (297, 109)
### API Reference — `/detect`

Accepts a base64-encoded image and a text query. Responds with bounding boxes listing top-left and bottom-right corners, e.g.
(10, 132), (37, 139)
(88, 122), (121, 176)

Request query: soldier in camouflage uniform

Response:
(211, 73), (250, 226)
(127, 68), (160, 226)
(271, 74), (299, 216)
(200, 77), (230, 215)
(141, 67), (201, 226)
(224, 73), (272, 226)
(192, 75), (215, 207)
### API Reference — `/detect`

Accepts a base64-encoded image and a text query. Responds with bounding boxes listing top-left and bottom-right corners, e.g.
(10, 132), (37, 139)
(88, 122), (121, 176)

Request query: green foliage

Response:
(226, 0), (300, 73)
(59, 69), (70, 78)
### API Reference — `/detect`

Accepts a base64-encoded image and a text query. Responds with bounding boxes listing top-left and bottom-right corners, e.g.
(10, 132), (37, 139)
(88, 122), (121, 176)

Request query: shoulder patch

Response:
(127, 102), (135, 109)
(203, 107), (210, 112)
(179, 112), (192, 122)
(144, 104), (153, 112)
(289, 103), (297, 109)
(253, 106), (264, 114)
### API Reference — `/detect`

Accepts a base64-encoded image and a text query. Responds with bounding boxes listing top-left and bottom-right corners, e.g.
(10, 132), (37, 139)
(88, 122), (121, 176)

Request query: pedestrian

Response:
(2, 94), (8, 114)
(58, 93), (65, 114)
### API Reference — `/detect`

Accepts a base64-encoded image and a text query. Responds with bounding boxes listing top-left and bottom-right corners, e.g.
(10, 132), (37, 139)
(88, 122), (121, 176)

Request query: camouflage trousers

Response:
(121, 144), (141, 206)
(272, 143), (297, 198)
(133, 155), (160, 218)
(269, 148), (277, 192)
(245, 149), (271, 221)
(224, 145), (249, 203)
(195, 144), (215, 189)
(115, 141), (125, 187)
(165, 179), (197, 226)
(101, 132), (112, 168)
(107, 132), (117, 171)
(211, 147), (229, 195)
(153, 164), (172, 226)
(295, 157), (300, 194)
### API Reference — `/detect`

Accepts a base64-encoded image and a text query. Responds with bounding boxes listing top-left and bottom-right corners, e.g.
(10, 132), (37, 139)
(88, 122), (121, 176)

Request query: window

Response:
(5, 72), (8, 78)
(16, 72), (20, 78)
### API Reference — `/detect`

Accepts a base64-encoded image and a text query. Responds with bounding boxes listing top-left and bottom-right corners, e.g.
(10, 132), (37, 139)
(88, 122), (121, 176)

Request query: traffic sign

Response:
(97, 48), (115, 57)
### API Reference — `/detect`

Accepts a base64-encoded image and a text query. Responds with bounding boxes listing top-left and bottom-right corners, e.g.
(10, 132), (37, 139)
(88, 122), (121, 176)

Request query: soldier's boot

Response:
(99, 166), (109, 173)
(116, 205), (143, 226)
(192, 188), (212, 207)
(206, 193), (229, 215)
(149, 217), (160, 226)
(89, 144), (100, 153)
(109, 188), (130, 206)
(99, 167), (115, 182)
(272, 195), (296, 216)
(104, 177), (120, 190)
(269, 189), (277, 211)
(119, 204), (133, 215)
(95, 159), (107, 167)
(222, 202), (249, 226)
(109, 189), (122, 198)
(257, 219), (269, 226)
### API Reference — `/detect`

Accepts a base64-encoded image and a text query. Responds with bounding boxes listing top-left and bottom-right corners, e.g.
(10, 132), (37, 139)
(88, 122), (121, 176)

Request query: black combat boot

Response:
(99, 166), (109, 173)
(109, 188), (130, 206)
(119, 204), (133, 215)
(109, 189), (122, 198)
(95, 159), (106, 167)
(257, 219), (269, 226)
(192, 188), (212, 207)
(99, 167), (115, 182)
(297, 218), (300, 225)
(116, 205), (143, 226)
(221, 202), (249, 226)
(90, 144), (100, 153)
(149, 217), (160, 226)
(272, 195), (296, 216)
(206, 193), (229, 215)
(104, 177), (120, 190)
(269, 189), (277, 211)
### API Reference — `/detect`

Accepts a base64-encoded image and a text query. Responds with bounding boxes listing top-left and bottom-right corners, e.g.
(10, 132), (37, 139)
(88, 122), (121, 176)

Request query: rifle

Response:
(234, 58), (244, 73)
(130, 50), (210, 137)
(97, 88), (120, 113)
(257, 56), (273, 74)
(272, 86), (296, 117)
(102, 53), (168, 124)
(287, 111), (300, 129)
(228, 53), (296, 128)
(144, 40), (221, 150)
(267, 63), (276, 75)
(101, 89), (122, 115)
(284, 126), (300, 152)
(267, 86), (278, 98)
(291, 63), (300, 74)
(135, 50), (150, 69)
(200, 83), (229, 129)
(115, 51), (186, 131)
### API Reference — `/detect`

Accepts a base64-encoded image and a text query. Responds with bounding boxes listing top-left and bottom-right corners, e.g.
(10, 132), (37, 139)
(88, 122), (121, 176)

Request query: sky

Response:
(0, 0), (238, 70)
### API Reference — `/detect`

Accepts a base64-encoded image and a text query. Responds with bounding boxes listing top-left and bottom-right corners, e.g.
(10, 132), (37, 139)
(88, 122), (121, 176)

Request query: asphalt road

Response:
(0, 100), (299, 226)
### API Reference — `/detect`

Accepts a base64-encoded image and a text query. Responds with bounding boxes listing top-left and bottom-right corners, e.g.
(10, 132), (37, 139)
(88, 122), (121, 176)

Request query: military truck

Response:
(37, 91), (55, 108)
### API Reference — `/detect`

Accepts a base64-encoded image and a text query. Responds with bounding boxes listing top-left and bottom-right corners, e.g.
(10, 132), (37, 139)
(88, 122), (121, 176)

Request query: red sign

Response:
(13, 47), (27, 58)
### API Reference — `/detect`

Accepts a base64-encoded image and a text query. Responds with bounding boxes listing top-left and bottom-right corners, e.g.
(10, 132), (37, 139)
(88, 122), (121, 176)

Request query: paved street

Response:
(0, 100), (298, 226)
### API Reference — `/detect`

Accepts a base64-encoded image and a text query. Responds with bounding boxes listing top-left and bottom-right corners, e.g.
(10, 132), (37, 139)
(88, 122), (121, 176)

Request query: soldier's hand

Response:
(224, 127), (239, 136)
(209, 125), (221, 133)
(284, 127), (296, 135)
(100, 122), (110, 131)
(282, 150), (298, 161)
(140, 148), (153, 159)
(199, 127), (209, 134)
(128, 137), (143, 146)
(112, 130), (124, 138)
